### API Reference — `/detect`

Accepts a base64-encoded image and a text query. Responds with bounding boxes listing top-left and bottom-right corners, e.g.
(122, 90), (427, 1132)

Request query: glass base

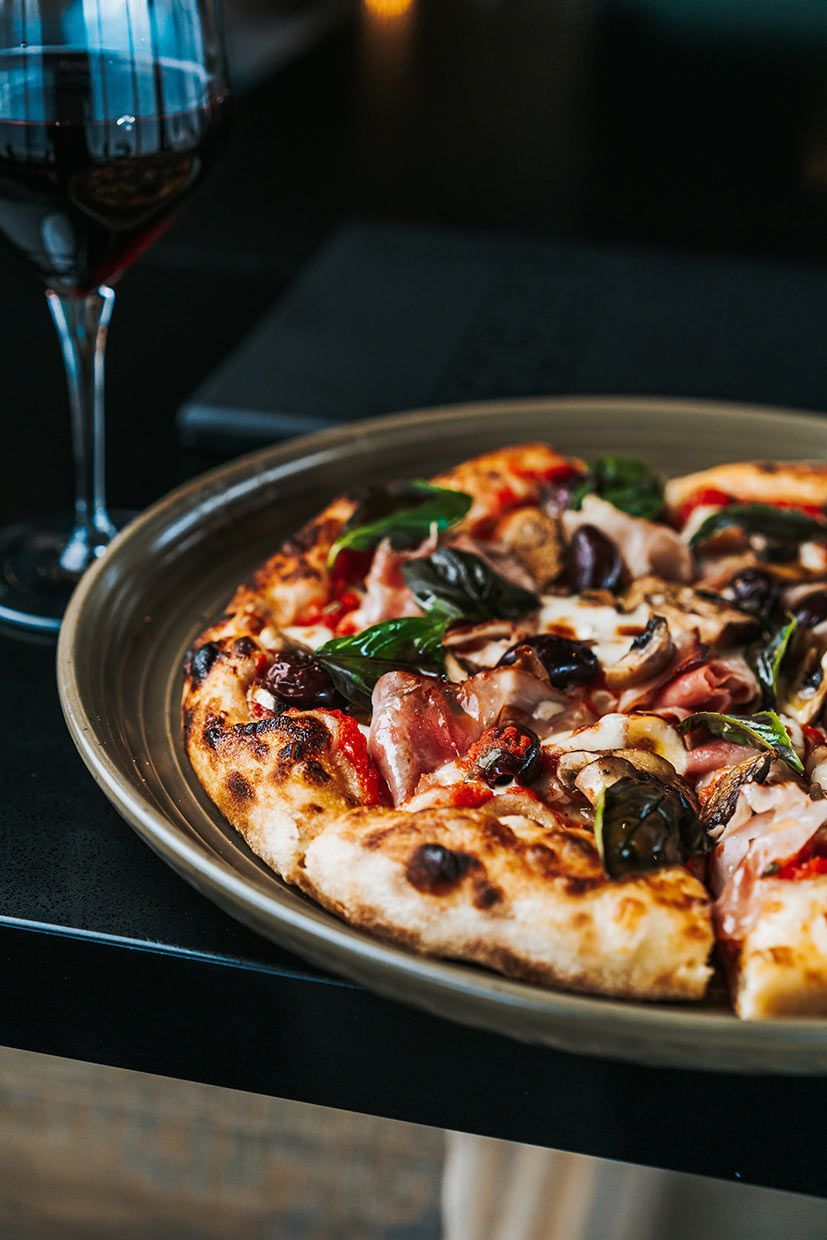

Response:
(0, 511), (134, 636)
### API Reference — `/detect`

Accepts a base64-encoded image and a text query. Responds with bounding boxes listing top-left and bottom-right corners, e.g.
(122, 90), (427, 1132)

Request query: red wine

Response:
(0, 49), (228, 294)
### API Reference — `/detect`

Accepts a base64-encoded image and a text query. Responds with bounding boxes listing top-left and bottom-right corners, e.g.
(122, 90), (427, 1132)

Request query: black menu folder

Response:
(177, 222), (827, 453)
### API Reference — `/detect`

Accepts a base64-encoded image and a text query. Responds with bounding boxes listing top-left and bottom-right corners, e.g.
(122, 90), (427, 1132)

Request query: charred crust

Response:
(473, 880), (504, 910)
(226, 771), (254, 801)
(303, 760), (332, 786)
(563, 876), (603, 896)
(275, 714), (332, 763)
(364, 828), (394, 849)
(203, 718), (224, 750)
(233, 636), (258, 658)
(525, 842), (559, 877)
(405, 843), (480, 895)
(182, 706), (194, 743)
(481, 819), (518, 848)
(186, 640), (221, 686)
(283, 515), (342, 558)
(238, 718), (281, 737)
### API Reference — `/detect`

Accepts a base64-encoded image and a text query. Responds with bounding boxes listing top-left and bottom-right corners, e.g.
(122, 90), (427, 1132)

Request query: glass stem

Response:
(46, 285), (117, 577)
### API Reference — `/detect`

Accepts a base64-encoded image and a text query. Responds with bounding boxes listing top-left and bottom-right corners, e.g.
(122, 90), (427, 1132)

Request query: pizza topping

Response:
(467, 723), (541, 787)
(725, 568), (782, 623)
(747, 616), (797, 708)
(344, 538), (423, 631)
(656, 654), (757, 715)
(604, 617), (675, 689)
(570, 454), (666, 521)
(498, 633), (600, 690)
(566, 524), (624, 592)
(550, 712), (689, 774)
(689, 504), (827, 551)
(791, 589), (827, 630)
(327, 480), (471, 565)
(320, 709), (389, 805)
(622, 577), (756, 646)
(490, 506), (565, 590)
(677, 488), (734, 525)
(680, 709), (803, 774)
(402, 547), (540, 622)
(771, 826), (827, 880)
(697, 752), (772, 831)
(779, 642), (827, 726)
(711, 782), (827, 940)
(594, 776), (705, 880)
(369, 656), (587, 805)
(314, 614), (449, 712)
(264, 649), (342, 710)
(564, 495), (694, 583)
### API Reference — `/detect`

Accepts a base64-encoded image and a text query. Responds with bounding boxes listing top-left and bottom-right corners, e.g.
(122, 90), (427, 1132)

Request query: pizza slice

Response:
(183, 440), (827, 1015)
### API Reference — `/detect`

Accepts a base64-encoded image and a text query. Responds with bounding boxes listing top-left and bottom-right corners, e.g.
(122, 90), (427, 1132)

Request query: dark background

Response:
(3, 0), (827, 524)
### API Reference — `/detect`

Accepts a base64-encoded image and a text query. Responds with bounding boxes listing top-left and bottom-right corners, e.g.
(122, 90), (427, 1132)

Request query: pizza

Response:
(182, 443), (827, 1018)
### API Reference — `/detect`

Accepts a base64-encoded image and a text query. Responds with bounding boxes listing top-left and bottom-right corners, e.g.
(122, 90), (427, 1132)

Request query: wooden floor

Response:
(0, 1046), (443, 1238)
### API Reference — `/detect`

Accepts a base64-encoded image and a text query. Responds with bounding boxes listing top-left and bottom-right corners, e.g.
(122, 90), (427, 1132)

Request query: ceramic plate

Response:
(58, 397), (827, 1072)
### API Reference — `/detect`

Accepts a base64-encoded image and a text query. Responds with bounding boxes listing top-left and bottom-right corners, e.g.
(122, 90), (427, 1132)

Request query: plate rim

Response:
(57, 394), (827, 1068)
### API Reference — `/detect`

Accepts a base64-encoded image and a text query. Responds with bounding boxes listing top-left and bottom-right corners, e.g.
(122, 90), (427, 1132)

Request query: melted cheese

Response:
(280, 623), (334, 651)
(537, 596), (652, 667)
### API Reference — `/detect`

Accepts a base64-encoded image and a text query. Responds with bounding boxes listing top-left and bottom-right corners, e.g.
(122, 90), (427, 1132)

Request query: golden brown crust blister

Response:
(666, 460), (827, 520)
(182, 442), (717, 1003)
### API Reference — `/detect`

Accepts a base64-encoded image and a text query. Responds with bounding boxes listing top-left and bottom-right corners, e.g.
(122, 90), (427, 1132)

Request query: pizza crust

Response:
(666, 460), (827, 520)
(299, 806), (713, 1000)
(732, 878), (827, 1018)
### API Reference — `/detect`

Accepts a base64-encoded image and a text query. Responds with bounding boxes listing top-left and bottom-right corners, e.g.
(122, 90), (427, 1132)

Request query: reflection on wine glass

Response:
(0, 0), (230, 634)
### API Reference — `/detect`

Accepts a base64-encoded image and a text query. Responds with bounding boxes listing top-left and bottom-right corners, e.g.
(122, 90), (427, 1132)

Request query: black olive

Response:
(758, 542), (799, 564)
(473, 723), (541, 786)
(498, 633), (600, 689)
(566, 525), (624, 592)
(792, 590), (827, 629)
(727, 568), (781, 619)
(265, 649), (341, 709)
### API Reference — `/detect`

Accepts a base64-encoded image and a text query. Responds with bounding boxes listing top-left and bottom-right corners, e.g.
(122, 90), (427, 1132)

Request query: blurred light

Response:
(363, 0), (414, 18)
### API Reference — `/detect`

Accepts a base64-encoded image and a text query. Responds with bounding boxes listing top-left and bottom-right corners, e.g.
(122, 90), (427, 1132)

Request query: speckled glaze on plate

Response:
(57, 397), (827, 1072)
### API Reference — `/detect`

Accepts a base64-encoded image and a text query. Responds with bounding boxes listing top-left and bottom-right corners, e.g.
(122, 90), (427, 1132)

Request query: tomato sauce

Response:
(321, 709), (389, 806)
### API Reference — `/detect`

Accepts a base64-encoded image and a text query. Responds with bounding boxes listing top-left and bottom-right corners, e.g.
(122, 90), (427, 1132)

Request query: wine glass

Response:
(0, 0), (230, 634)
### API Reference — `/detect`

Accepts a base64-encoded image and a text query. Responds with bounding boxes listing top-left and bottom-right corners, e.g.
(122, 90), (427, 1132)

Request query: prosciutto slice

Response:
(346, 538), (425, 631)
(658, 655), (757, 713)
(711, 782), (827, 942)
(369, 661), (590, 805)
(562, 495), (693, 583)
(684, 741), (762, 777)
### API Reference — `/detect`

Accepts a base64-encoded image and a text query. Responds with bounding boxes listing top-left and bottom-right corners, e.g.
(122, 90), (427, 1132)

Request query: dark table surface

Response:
(3, 0), (827, 1199)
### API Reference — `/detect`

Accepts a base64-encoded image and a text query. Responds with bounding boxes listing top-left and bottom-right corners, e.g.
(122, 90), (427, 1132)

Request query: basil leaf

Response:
(328, 481), (471, 565)
(679, 709), (804, 774)
(689, 504), (827, 550)
(402, 547), (539, 622)
(571, 454), (665, 521)
(594, 776), (705, 880)
(316, 615), (449, 710)
(748, 615), (798, 708)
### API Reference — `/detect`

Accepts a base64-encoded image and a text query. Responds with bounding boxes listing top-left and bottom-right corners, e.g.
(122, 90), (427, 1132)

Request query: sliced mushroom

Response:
(604, 616), (675, 689)
(492, 506), (565, 590)
(551, 712), (688, 774)
(780, 644), (827, 725)
(442, 617), (536, 672)
(574, 755), (639, 805)
(555, 746), (695, 812)
(621, 576), (757, 646)
(699, 752), (772, 832)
